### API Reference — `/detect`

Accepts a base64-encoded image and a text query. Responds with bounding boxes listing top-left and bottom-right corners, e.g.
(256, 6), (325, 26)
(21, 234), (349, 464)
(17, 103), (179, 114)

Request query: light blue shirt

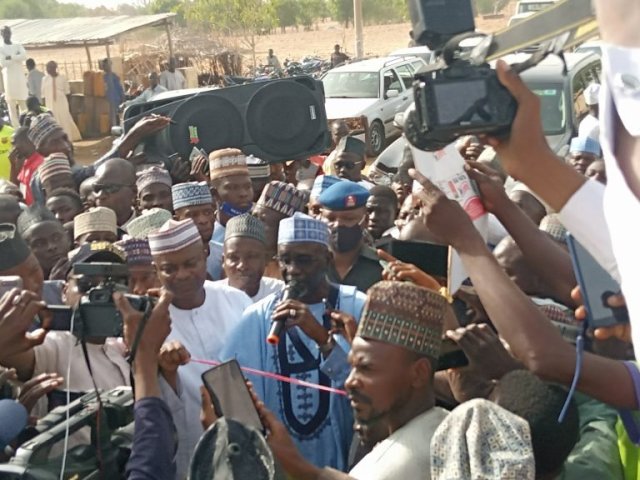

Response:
(220, 284), (366, 471)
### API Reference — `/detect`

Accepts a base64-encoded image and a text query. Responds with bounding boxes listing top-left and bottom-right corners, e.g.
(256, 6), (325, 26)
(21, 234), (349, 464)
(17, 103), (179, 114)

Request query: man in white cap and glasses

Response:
(220, 212), (366, 471)
(148, 217), (252, 479)
(578, 83), (600, 141)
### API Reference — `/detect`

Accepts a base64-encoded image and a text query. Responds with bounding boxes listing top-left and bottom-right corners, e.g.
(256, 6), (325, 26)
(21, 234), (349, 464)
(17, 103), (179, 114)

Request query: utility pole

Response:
(353, 0), (363, 59)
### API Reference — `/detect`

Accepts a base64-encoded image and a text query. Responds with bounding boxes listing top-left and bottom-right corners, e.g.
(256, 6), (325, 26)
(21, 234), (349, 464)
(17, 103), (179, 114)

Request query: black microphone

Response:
(267, 281), (304, 345)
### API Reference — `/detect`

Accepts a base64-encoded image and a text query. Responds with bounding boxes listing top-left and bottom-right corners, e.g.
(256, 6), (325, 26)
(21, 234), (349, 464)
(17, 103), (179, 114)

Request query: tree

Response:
(185, 0), (275, 69)
(271, 0), (299, 33)
(298, 0), (329, 29)
(328, 0), (352, 28)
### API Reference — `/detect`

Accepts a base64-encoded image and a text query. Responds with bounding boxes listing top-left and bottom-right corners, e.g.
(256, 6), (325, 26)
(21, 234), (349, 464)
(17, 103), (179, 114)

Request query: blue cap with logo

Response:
(318, 180), (370, 211)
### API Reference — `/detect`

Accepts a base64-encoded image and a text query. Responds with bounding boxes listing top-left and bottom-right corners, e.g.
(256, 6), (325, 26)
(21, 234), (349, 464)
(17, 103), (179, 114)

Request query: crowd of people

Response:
(0, 2), (640, 479)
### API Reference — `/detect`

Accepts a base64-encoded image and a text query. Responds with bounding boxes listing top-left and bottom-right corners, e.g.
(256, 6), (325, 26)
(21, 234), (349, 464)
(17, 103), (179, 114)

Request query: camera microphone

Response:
(267, 281), (304, 345)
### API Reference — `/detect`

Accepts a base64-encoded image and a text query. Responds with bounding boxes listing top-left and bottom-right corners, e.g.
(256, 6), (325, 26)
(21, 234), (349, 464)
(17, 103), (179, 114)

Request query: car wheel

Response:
(368, 120), (385, 157)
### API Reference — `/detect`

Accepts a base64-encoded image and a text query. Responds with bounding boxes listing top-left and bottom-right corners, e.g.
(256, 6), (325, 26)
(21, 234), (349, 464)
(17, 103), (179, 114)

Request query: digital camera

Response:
(407, 61), (517, 151)
(47, 263), (154, 339)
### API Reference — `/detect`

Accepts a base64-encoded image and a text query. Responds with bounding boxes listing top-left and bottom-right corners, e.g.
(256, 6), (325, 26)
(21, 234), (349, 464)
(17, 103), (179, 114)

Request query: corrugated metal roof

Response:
(0, 13), (175, 48)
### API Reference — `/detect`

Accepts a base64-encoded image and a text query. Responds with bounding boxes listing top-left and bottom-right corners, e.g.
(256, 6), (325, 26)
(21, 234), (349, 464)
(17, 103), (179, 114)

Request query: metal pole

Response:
(165, 21), (174, 59)
(353, 0), (363, 59)
(84, 42), (92, 71)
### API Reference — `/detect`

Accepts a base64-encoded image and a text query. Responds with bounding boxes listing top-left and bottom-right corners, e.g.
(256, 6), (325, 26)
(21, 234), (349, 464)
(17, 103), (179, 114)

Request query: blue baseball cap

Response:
(0, 399), (28, 449)
(318, 180), (370, 211)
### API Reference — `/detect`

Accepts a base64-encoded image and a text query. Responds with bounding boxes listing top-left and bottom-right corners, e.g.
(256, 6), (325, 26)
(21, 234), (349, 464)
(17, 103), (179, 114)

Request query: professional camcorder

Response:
(0, 387), (134, 479)
(48, 262), (155, 339)
(404, 0), (518, 151)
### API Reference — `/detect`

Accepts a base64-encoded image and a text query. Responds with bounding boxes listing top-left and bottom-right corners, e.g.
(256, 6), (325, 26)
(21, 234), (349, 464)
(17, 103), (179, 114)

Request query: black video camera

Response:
(405, 0), (517, 151)
(47, 263), (154, 339)
(0, 387), (134, 479)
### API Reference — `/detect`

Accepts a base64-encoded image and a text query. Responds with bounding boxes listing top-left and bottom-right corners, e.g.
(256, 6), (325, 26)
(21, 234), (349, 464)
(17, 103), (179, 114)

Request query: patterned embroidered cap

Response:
(115, 237), (153, 265)
(39, 153), (72, 184)
(224, 214), (266, 244)
(430, 399), (534, 480)
(569, 136), (601, 157)
(256, 181), (306, 218)
(246, 155), (270, 179)
(74, 207), (118, 240)
(277, 212), (330, 247)
(28, 114), (64, 151)
(0, 224), (31, 271)
(148, 218), (202, 255)
(136, 166), (172, 193)
(126, 208), (173, 239)
(310, 175), (341, 200)
(357, 281), (447, 359)
(539, 214), (567, 244)
(318, 180), (369, 211)
(16, 205), (58, 237)
(172, 182), (212, 211)
(209, 148), (249, 181)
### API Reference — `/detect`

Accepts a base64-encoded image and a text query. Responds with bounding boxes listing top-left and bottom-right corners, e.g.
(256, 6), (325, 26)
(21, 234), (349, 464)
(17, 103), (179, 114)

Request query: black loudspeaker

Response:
(122, 76), (330, 164)
(407, 0), (475, 50)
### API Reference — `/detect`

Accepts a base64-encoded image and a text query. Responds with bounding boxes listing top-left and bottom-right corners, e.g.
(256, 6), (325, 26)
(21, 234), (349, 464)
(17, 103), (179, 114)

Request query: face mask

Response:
(331, 224), (363, 253)
(220, 202), (252, 218)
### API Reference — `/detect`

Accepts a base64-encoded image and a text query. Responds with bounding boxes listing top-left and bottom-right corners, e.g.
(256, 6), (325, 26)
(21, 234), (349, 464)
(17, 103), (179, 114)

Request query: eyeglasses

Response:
(335, 161), (361, 171)
(93, 183), (131, 194)
(276, 254), (316, 267)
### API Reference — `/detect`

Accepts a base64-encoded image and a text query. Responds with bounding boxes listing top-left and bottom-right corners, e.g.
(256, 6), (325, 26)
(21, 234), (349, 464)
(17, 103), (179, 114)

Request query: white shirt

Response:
(349, 407), (448, 480)
(33, 332), (130, 392)
(32, 332), (130, 454)
(124, 85), (168, 107)
(0, 41), (28, 100)
(597, 43), (640, 356)
(160, 281), (252, 479)
(558, 179), (620, 282)
(215, 276), (284, 303)
(159, 70), (186, 91)
(578, 113), (600, 140)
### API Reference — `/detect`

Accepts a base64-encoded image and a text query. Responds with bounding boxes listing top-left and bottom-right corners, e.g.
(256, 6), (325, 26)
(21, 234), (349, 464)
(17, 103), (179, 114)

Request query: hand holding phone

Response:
(201, 360), (264, 433)
(567, 235), (629, 329)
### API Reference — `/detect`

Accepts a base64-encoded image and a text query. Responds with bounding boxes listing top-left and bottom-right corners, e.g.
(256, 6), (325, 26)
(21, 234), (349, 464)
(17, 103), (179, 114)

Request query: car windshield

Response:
(527, 83), (566, 135)
(322, 71), (379, 99)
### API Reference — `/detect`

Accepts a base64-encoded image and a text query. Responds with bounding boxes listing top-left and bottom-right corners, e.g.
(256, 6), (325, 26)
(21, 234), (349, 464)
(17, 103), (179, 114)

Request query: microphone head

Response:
(0, 399), (28, 449)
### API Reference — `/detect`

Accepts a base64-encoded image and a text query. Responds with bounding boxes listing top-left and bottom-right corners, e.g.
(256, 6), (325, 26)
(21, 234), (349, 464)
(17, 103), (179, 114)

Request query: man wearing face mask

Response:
(220, 212), (366, 471)
(319, 181), (383, 293)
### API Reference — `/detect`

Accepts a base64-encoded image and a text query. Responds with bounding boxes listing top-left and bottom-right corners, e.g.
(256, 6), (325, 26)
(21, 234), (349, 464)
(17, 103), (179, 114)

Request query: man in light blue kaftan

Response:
(220, 212), (366, 471)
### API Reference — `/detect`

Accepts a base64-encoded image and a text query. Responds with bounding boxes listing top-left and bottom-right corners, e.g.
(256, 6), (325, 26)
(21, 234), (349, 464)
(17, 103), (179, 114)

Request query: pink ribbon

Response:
(190, 358), (348, 396)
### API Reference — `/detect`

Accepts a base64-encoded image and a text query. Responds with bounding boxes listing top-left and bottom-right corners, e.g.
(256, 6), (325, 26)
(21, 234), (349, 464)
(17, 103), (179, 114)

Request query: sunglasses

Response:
(93, 183), (131, 194)
(335, 160), (362, 170)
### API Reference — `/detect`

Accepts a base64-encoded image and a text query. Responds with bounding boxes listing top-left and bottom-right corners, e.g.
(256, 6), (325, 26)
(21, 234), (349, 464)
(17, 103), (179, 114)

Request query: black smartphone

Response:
(41, 305), (73, 331)
(376, 238), (449, 279)
(201, 360), (264, 433)
(567, 234), (629, 329)
(436, 338), (469, 371)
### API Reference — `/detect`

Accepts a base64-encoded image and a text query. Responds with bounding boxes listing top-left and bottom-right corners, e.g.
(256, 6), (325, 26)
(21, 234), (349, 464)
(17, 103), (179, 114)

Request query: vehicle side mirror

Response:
(111, 126), (123, 137)
(386, 89), (400, 99)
